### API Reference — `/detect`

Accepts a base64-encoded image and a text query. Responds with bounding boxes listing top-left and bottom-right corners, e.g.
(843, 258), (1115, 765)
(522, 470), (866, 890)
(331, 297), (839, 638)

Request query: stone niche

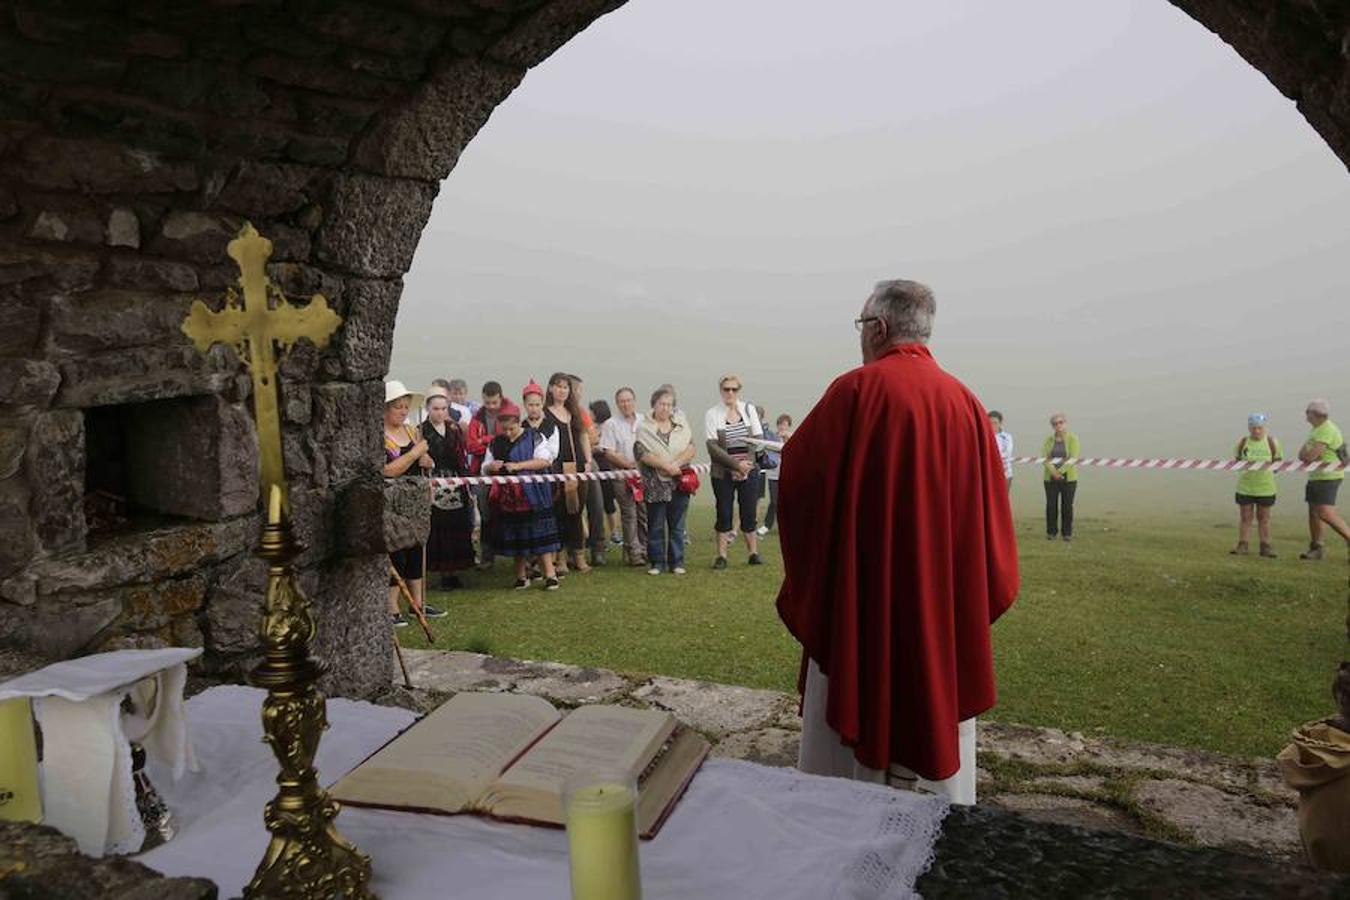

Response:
(1, 393), (263, 665)
(85, 394), (259, 529)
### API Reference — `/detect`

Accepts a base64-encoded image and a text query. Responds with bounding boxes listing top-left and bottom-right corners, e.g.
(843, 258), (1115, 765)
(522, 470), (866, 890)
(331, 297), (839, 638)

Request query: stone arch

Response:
(0, 0), (1344, 697)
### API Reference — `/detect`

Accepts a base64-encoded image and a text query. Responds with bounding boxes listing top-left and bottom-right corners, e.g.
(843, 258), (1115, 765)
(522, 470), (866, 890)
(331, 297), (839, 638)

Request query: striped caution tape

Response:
(423, 449), (1345, 487)
(1011, 456), (1347, 473)
(427, 463), (713, 488)
(742, 436), (1346, 475)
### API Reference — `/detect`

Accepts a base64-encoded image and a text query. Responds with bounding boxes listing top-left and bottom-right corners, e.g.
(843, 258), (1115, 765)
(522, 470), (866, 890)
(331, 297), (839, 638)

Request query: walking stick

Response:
(392, 632), (413, 689)
(389, 560), (436, 644)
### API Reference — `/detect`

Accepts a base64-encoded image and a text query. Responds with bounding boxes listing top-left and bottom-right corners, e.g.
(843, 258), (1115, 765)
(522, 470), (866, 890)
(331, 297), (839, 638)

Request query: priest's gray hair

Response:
(865, 279), (936, 344)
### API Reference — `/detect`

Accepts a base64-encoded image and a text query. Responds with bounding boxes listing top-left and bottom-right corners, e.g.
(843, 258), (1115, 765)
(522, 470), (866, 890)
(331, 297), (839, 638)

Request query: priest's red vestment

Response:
(776, 343), (1019, 781)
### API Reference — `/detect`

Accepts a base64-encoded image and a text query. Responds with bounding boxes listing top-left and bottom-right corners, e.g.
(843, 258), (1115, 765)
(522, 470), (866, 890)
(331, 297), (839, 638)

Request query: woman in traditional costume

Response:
(544, 372), (591, 574)
(483, 400), (562, 590)
(421, 387), (476, 588)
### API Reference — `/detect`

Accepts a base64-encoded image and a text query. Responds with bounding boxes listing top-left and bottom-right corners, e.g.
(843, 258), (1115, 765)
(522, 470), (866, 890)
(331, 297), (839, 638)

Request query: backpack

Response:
(1236, 435), (1279, 463)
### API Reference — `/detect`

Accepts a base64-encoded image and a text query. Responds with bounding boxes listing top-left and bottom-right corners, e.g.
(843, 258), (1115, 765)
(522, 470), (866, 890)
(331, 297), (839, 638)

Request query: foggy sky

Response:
(390, 0), (1350, 509)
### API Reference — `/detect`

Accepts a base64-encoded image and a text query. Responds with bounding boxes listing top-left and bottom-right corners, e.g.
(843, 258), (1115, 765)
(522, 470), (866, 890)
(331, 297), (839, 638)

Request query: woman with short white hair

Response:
(1041, 413), (1080, 542)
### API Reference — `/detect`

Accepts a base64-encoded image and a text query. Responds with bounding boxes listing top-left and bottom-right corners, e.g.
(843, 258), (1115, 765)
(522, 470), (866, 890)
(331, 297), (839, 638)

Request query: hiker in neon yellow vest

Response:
(1231, 413), (1282, 558)
(1041, 413), (1079, 542)
(1297, 399), (1349, 561)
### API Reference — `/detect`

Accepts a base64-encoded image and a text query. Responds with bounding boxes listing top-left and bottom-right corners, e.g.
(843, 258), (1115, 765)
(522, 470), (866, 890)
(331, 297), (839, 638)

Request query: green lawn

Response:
(402, 496), (1348, 759)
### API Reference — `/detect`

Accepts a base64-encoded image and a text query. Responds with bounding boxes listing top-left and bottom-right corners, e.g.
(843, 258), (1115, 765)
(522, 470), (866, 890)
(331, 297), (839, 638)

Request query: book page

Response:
(329, 692), (559, 814)
(482, 705), (675, 824)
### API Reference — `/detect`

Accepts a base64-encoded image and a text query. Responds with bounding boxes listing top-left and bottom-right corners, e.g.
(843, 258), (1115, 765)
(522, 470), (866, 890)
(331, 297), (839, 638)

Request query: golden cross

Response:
(182, 223), (341, 515)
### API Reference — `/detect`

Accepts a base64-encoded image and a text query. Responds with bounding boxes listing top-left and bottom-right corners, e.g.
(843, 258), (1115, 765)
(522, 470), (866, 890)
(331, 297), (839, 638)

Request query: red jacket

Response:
(776, 343), (1019, 780)
(465, 406), (504, 475)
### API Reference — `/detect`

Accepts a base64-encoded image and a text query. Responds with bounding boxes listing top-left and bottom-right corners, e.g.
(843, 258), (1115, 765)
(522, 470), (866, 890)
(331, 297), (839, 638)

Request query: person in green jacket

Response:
(1042, 413), (1079, 542)
(1231, 412), (1281, 558)
(1298, 398), (1349, 561)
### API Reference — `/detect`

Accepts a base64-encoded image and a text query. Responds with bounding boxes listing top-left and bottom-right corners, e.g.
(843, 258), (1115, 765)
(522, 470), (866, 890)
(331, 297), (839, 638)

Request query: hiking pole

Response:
(389, 560), (436, 644)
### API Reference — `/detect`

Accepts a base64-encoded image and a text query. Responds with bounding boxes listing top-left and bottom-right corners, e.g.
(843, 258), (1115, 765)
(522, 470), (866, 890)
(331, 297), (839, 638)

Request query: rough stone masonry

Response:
(0, 0), (1346, 700)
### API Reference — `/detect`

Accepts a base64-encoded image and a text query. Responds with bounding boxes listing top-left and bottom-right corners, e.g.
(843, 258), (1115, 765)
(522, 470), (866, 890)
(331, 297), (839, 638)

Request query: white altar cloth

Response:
(138, 686), (948, 899)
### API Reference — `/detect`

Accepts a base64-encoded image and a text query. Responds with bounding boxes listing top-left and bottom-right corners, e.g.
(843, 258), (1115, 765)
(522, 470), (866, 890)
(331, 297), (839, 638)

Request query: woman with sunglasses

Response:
(1041, 413), (1080, 542)
(705, 373), (766, 568)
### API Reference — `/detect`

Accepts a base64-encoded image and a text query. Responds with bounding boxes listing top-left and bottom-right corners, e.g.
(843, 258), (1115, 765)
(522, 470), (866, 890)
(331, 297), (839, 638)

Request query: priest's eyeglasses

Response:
(854, 316), (882, 332)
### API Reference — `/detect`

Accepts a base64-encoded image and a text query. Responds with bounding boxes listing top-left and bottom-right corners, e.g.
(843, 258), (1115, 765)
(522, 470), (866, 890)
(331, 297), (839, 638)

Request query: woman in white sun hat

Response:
(383, 380), (447, 628)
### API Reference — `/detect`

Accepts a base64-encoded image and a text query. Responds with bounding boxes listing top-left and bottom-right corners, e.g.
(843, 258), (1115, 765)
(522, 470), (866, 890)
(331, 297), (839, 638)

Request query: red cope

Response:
(776, 343), (1020, 780)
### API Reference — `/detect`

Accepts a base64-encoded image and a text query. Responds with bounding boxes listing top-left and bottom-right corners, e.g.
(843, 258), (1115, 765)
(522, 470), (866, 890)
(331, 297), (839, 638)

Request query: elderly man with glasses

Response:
(777, 279), (1019, 805)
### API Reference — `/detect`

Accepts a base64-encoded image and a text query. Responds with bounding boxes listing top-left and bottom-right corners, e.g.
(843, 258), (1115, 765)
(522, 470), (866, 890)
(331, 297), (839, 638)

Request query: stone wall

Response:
(0, 0), (1344, 699)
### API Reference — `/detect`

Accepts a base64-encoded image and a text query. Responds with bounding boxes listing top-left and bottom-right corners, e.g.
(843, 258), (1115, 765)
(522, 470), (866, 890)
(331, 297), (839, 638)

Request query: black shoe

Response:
(391, 613), (409, 628)
(513, 578), (531, 590)
(747, 553), (763, 566)
(713, 556), (728, 570)
(419, 604), (448, 618)
(544, 577), (560, 591)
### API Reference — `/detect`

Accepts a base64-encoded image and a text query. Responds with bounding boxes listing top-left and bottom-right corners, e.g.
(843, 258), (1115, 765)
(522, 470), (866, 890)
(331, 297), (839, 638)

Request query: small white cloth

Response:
(0, 648), (202, 856)
(798, 658), (978, 806)
(139, 685), (949, 899)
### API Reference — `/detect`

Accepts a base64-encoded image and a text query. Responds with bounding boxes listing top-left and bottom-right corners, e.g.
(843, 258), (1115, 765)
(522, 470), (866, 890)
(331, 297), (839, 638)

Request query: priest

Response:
(776, 278), (1019, 805)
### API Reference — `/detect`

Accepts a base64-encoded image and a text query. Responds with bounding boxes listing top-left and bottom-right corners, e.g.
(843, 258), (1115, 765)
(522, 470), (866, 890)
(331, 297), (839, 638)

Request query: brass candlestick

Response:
(184, 224), (374, 898)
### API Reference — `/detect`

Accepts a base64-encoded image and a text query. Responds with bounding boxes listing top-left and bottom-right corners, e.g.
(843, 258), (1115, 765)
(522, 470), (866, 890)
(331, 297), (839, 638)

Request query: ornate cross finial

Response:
(182, 222), (341, 514)
(182, 223), (374, 899)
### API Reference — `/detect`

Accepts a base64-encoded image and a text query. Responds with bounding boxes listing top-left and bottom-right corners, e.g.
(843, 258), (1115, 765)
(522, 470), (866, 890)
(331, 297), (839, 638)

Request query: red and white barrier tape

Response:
(420, 455), (1345, 487)
(744, 438), (1346, 475)
(1011, 456), (1347, 473)
(428, 463), (712, 488)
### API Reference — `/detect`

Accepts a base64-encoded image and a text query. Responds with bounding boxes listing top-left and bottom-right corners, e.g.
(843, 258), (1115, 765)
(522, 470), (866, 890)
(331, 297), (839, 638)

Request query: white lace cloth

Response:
(0, 648), (201, 857)
(138, 685), (948, 899)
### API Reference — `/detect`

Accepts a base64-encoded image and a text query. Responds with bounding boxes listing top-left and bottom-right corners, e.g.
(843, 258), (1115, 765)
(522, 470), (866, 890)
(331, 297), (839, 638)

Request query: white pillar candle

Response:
(565, 775), (641, 900)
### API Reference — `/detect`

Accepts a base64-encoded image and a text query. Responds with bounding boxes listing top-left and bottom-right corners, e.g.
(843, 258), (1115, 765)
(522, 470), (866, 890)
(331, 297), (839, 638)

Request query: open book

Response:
(328, 692), (710, 839)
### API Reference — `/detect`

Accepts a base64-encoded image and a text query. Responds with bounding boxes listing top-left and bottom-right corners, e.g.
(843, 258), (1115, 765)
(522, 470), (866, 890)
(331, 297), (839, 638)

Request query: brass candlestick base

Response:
(244, 504), (373, 899)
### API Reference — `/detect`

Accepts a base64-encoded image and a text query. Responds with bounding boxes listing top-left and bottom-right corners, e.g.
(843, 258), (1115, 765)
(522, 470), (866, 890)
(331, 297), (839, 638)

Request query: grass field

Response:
(402, 492), (1348, 759)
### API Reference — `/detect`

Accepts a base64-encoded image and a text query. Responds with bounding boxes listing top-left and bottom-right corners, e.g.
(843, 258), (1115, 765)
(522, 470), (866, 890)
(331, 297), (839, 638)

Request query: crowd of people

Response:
(984, 402), (1348, 556)
(380, 373), (796, 626)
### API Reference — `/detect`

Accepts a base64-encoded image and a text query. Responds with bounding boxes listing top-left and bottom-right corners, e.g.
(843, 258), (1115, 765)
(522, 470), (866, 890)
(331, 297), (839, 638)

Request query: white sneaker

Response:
(673, 567), (686, 575)
(756, 526), (769, 537)
(647, 567), (661, 576)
